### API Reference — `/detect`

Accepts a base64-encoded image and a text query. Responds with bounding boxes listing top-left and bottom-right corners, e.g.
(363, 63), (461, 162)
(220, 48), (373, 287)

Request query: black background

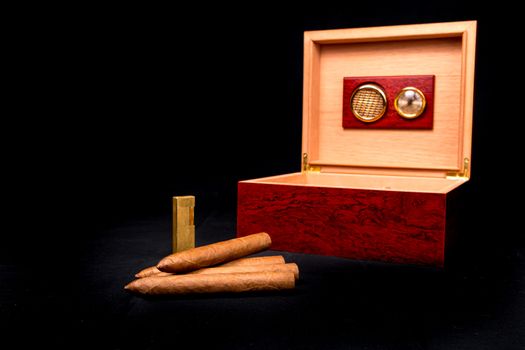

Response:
(2, 2), (524, 349)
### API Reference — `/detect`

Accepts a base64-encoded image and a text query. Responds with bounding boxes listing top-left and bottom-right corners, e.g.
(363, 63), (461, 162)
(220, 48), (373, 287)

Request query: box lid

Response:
(301, 21), (476, 179)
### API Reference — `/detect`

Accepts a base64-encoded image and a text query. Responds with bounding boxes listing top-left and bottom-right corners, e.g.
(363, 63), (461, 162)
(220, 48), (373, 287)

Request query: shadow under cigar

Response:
(128, 289), (299, 301)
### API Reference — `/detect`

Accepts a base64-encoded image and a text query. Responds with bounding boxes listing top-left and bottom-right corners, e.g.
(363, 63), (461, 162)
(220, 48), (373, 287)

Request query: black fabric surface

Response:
(3, 208), (524, 349)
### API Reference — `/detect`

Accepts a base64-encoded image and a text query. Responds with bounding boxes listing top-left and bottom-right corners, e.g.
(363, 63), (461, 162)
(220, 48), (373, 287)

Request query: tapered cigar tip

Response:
(124, 283), (131, 290)
(157, 257), (177, 272)
(156, 262), (167, 271)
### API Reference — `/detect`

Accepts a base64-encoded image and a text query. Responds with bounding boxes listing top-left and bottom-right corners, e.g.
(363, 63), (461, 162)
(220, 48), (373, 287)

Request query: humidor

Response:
(237, 21), (477, 267)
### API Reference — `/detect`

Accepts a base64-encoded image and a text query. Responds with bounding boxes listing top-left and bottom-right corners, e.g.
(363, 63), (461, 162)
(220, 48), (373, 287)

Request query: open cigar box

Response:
(237, 21), (477, 267)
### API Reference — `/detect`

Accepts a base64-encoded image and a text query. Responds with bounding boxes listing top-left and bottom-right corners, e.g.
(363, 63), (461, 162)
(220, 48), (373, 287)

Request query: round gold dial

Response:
(350, 83), (387, 123)
(394, 87), (426, 119)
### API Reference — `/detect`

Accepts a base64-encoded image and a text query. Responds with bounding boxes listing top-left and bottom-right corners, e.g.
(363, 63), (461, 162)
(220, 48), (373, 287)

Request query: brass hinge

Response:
(302, 153), (321, 172)
(446, 158), (470, 179)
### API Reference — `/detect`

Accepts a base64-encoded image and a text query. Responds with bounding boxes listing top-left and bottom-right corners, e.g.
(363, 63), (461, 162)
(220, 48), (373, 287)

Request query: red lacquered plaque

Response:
(342, 75), (435, 129)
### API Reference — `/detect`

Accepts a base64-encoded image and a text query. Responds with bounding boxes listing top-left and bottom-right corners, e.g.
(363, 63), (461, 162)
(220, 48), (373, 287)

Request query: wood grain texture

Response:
(342, 75), (434, 129)
(238, 182), (447, 267)
(309, 38), (462, 172)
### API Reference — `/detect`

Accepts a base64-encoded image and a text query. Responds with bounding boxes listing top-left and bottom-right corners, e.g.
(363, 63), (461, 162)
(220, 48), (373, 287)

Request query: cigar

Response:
(135, 255), (286, 279)
(189, 263), (299, 280)
(220, 255), (285, 267)
(124, 271), (295, 295)
(135, 266), (172, 278)
(156, 232), (271, 273)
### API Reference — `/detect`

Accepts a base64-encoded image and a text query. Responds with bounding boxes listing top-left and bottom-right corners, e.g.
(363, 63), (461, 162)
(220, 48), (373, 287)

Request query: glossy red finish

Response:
(342, 75), (434, 129)
(237, 182), (447, 267)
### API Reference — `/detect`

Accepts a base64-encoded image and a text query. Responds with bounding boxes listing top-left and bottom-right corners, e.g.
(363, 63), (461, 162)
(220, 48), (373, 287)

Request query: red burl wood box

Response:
(237, 21), (477, 267)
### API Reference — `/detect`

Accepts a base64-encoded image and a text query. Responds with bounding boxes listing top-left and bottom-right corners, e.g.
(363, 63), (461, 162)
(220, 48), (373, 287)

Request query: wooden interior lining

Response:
(242, 172), (465, 194)
(308, 37), (463, 171)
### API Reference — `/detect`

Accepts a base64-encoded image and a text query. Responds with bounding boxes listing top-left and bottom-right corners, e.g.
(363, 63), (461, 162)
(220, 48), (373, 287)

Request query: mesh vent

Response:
(351, 84), (386, 122)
